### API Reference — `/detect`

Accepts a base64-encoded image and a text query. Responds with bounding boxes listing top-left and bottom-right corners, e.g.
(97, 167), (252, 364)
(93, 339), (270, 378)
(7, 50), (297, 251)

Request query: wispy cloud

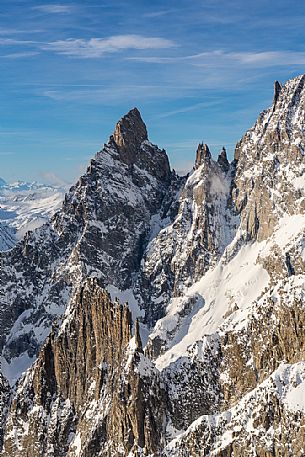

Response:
(1, 51), (39, 59)
(32, 4), (72, 14)
(192, 50), (305, 67)
(0, 38), (35, 46)
(0, 151), (15, 156)
(128, 50), (305, 68)
(0, 33), (176, 61)
(143, 10), (176, 18)
(156, 101), (222, 119)
(0, 28), (43, 36)
(43, 35), (176, 58)
(40, 84), (187, 103)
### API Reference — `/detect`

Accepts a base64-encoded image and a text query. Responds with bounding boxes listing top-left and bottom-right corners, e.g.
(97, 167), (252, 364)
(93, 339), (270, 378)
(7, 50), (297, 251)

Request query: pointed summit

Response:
(195, 143), (211, 169)
(217, 147), (230, 173)
(112, 108), (148, 158)
(108, 107), (171, 181)
(273, 80), (282, 105)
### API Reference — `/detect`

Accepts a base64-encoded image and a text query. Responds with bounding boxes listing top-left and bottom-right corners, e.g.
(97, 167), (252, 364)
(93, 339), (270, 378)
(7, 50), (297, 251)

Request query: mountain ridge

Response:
(1, 76), (305, 456)
(0, 179), (65, 251)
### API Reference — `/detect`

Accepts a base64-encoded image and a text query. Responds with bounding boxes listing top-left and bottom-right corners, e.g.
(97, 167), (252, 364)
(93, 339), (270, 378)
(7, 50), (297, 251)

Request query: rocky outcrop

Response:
(163, 335), (222, 431)
(273, 80), (282, 105)
(162, 273), (305, 455)
(0, 374), (10, 449)
(220, 276), (305, 406)
(142, 146), (237, 353)
(113, 107), (148, 151)
(217, 147), (230, 173)
(165, 362), (305, 457)
(2, 279), (167, 456)
(195, 143), (211, 168)
(233, 75), (305, 241)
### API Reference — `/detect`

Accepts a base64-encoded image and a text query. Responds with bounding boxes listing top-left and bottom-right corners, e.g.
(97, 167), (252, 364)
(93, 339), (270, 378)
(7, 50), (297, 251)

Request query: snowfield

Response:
(0, 178), (65, 250)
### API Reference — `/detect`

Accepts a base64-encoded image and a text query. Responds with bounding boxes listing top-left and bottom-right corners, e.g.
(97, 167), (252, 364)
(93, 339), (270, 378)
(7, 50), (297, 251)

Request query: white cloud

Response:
(0, 28), (42, 35)
(1, 51), (39, 59)
(43, 35), (176, 58)
(128, 50), (305, 68)
(155, 101), (222, 119)
(40, 84), (185, 103)
(241, 50), (302, 67)
(0, 38), (34, 46)
(32, 4), (72, 14)
(191, 50), (305, 67)
(143, 10), (176, 18)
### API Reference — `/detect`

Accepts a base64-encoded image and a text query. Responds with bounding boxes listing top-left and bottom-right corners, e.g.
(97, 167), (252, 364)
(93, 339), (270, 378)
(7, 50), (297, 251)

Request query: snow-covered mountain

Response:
(0, 78), (305, 456)
(0, 179), (65, 250)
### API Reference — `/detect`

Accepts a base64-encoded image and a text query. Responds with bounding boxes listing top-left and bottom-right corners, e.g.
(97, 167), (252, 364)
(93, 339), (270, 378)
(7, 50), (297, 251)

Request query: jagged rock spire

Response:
(112, 108), (148, 162)
(134, 318), (143, 353)
(273, 80), (282, 105)
(195, 143), (211, 169)
(217, 147), (230, 173)
(108, 107), (171, 182)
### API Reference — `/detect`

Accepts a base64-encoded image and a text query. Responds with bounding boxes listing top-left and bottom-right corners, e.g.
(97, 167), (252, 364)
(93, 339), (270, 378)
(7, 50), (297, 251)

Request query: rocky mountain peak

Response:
(217, 146), (230, 173)
(232, 74), (305, 241)
(106, 107), (171, 182)
(1, 75), (305, 457)
(112, 107), (148, 159)
(195, 142), (211, 168)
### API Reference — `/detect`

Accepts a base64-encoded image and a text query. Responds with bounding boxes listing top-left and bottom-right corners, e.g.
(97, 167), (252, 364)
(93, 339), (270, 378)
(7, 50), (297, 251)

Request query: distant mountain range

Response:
(0, 179), (65, 250)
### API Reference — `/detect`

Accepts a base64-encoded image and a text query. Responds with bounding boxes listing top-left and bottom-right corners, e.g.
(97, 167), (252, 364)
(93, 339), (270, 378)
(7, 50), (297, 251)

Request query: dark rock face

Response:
(163, 334), (222, 431)
(112, 107), (171, 182)
(195, 142), (211, 168)
(273, 80), (282, 105)
(113, 107), (148, 155)
(0, 374), (10, 449)
(2, 279), (167, 457)
(217, 147), (230, 173)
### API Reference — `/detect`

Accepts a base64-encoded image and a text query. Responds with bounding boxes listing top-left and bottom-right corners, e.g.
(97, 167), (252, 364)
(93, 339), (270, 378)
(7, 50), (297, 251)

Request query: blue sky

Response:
(1, 0), (305, 184)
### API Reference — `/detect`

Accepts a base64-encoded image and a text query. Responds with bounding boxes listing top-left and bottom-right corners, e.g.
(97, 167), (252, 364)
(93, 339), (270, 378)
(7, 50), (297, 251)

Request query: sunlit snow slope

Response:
(0, 179), (65, 250)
